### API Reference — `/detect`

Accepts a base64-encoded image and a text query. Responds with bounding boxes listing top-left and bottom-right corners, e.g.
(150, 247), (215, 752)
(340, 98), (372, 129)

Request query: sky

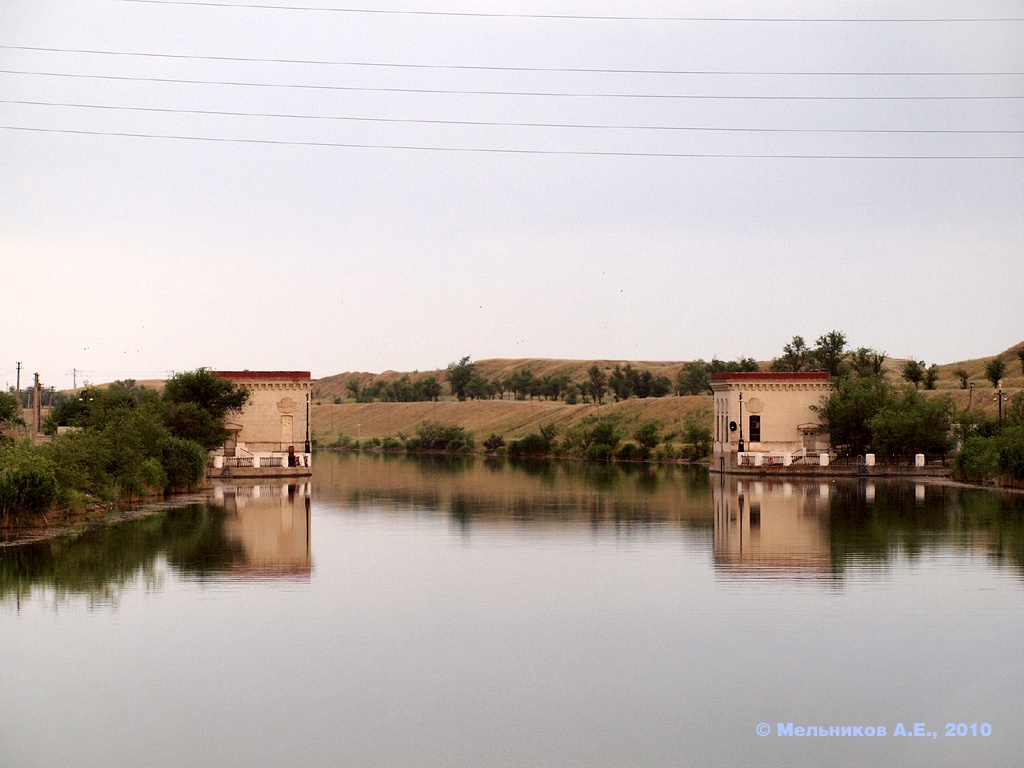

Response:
(2, 0), (1022, 390)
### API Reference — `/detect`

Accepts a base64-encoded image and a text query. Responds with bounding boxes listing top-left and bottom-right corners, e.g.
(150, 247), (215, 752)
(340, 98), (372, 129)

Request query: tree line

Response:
(0, 370), (249, 518)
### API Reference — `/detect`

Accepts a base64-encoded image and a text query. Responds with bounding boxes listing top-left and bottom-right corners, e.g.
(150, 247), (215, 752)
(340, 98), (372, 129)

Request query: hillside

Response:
(311, 396), (712, 446)
(309, 342), (1023, 445)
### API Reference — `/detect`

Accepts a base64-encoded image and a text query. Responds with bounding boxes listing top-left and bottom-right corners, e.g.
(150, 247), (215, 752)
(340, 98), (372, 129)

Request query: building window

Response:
(749, 415), (761, 442)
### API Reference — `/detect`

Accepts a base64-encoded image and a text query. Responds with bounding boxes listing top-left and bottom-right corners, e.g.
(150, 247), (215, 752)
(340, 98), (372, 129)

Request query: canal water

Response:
(3, 452), (1024, 767)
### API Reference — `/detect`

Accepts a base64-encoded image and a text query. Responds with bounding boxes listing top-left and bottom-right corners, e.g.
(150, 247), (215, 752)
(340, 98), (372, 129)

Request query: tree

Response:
(902, 360), (925, 388)
(812, 375), (892, 456)
(953, 368), (970, 389)
(1018, 348), (1024, 376)
(465, 373), (491, 401)
(924, 364), (939, 391)
(162, 369), (250, 451)
(0, 391), (23, 429)
(682, 410), (712, 460)
(445, 356), (474, 401)
(585, 366), (607, 404)
(608, 365), (632, 401)
(776, 336), (810, 372)
(812, 330), (848, 376)
(869, 389), (953, 457)
(985, 358), (1007, 388)
(345, 377), (361, 400)
(634, 420), (662, 450)
(849, 347), (887, 378)
(675, 361), (710, 395)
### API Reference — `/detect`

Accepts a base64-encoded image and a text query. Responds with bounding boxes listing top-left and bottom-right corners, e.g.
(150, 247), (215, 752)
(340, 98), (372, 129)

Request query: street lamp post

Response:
(738, 392), (745, 454)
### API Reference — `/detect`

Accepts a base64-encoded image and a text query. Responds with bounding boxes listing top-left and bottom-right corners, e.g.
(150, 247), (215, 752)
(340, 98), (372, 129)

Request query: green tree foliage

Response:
(634, 420), (662, 450)
(445, 356), (475, 401)
(0, 391), (23, 426)
(773, 335), (810, 372)
(924, 364), (940, 390)
(1018, 348), (1024, 376)
(953, 368), (970, 389)
(345, 377), (361, 400)
(585, 366), (607, 404)
(163, 370), (250, 450)
(869, 389), (954, 457)
(902, 360), (925, 388)
(405, 421), (475, 453)
(483, 434), (505, 452)
(0, 447), (58, 518)
(676, 361), (711, 395)
(682, 411), (713, 460)
(985, 358), (1007, 388)
(812, 330), (848, 376)
(849, 347), (887, 378)
(813, 375), (893, 456)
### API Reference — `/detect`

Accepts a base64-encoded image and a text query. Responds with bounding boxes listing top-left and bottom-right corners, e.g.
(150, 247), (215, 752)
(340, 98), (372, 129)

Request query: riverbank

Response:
(0, 491), (214, 548)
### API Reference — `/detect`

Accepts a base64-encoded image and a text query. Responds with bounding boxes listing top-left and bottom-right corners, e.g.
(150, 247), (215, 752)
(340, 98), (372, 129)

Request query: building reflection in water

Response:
(212, 482), (312, 580)
(713, 476), (833, 577)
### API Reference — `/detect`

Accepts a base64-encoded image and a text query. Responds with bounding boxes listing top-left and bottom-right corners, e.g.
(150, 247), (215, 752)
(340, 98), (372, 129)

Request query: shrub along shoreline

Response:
(0, 371), (248, 526)
(321, 413), (713, 464)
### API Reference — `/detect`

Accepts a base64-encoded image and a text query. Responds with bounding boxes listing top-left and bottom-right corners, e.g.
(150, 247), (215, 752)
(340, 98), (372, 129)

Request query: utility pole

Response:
(15, 361), (21, 406)
(33, 373), (41, 436)
(73, 368), (77, 390)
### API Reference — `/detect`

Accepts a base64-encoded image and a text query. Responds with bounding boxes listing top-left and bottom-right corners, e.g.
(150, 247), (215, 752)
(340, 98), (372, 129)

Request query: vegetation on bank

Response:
(323, 408), (713, 465)
(0, 371), (249, 521)
(773, 330), (1024, 485)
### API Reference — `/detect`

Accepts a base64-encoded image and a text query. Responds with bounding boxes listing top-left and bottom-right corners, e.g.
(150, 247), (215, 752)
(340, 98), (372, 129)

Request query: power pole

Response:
(15, 361), (21, 405)
(33, 373), (41, 436)
(73, 368), (77, 390)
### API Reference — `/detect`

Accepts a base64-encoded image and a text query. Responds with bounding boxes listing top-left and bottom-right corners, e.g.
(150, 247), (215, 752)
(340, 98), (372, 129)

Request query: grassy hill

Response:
(310, 342), (1024, 446)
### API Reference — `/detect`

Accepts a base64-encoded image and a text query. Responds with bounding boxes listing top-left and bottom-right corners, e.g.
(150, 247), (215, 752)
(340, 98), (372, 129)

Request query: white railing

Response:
(213, 452), (311, 470)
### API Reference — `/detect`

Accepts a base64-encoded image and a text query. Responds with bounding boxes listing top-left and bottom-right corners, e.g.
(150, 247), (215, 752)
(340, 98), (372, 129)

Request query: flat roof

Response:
(711, 372), (831, 381)
(212, 371), (312, 381)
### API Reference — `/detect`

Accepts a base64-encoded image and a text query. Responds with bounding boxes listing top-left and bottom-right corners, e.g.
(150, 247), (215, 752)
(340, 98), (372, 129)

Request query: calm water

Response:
(3, 452), (1024, 767)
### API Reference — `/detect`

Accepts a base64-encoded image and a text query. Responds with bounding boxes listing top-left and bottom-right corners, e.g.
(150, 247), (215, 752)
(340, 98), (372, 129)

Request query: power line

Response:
(113, 1), (1024, 23)
(5, 98), (1021, 135)
(4, 124), (1022, 159)
(3, 45), (1020, 77)
(3, 69), (1020, 100)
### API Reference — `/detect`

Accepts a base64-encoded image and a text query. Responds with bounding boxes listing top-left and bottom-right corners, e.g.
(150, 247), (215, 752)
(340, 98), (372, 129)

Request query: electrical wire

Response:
(4, 125), (1021, 159)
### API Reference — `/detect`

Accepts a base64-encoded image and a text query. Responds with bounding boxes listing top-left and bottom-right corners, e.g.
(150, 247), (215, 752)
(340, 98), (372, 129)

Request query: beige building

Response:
(209, 371), (313, 478)
(710, 372), (832, 473)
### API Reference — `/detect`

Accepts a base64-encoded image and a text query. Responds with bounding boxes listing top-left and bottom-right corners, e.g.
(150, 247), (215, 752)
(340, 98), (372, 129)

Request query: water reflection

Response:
(712, 476), (1024, 579)
(0, 482), (312, 605)
(214, 482), (312, 580)
(313, 452), (713, 535)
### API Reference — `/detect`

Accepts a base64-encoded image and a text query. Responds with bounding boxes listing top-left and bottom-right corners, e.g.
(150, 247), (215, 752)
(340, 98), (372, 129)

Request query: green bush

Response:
(586, 444), (615, 462)
(381, 436), (403, 452)
(407, 421), (474, 452)
(483, 434), (506, 452)
(956, 435), (1003, 483)
(507, 433), (550, 457)
(160, 436), (207, 490)
(0, 451), (58, 517)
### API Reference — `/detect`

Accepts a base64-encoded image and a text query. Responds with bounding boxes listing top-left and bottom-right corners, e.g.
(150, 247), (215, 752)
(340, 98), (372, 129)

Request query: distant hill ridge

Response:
(313, 342), (1024, 400)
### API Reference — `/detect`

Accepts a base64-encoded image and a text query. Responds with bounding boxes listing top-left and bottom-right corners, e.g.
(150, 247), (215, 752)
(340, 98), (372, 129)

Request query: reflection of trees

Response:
(318, 453), (714, 536)
(827, 482), (1024, 576)
(0, 504), (244, 604)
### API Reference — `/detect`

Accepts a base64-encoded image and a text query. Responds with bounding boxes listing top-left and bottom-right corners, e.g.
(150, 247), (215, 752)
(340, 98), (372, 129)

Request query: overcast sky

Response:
(2, 0), (1022, 390)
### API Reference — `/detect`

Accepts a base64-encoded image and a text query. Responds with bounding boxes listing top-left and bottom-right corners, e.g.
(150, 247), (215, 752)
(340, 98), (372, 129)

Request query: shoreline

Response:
(3, 456), (1021, 548)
